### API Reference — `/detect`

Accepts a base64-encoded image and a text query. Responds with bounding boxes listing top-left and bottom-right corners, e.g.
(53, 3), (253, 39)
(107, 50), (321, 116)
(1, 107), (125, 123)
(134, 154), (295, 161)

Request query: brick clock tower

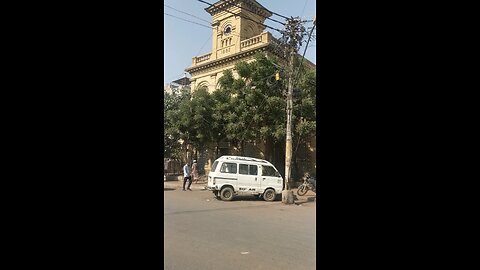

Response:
(185, 0), (283, 92)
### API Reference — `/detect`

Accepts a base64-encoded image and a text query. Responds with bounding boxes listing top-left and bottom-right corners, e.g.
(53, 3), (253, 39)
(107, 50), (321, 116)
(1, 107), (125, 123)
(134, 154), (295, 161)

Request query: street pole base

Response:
(282, 190), (294, 204)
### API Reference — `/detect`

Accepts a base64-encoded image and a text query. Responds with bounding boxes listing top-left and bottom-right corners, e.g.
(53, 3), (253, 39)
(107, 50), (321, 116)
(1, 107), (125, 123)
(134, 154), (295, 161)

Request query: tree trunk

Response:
(273, 140), (286, 180)
(292, 137), (303, 186)
(292, 154), (299, 187)
(240, 140), (245, 156)
(264, 138), (273, 162)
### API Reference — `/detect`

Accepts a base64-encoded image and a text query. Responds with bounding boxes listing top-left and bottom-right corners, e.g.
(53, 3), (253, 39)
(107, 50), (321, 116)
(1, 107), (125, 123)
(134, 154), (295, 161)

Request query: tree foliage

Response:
(164, 87), (191, 160)
(164, 52), (316, 167)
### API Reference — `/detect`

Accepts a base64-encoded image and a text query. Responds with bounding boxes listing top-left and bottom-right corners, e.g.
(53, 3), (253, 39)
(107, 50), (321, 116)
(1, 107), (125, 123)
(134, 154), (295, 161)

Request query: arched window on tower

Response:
(196, 81), (210, 92)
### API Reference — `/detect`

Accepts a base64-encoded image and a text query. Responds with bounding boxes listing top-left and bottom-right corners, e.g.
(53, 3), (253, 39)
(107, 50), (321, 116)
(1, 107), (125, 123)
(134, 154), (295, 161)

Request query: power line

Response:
(164, 13), (212, 29)
(167, 16), (253, 45)
(293, 22), (316, 85)
(164, 8), (291, 79)
(260, 5), (289, 20)
(197, 0), (283, 33)
(301, 0), (309, 17)
(195, 36), (212, 56)
(165, 2), (288, 59)
(165, 10), (282, 56)
(270, 12), (289, 20)
(164, 4), (211, 24)
(165, 12), (244, 40)
(224, 1), (285, 25)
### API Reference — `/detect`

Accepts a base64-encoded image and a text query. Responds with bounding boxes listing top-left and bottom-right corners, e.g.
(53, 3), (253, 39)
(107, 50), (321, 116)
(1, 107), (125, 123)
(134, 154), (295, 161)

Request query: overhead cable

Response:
(197, 0), (283, 33)
(164, 4), (211, 24)
(164, 13), (212, 29)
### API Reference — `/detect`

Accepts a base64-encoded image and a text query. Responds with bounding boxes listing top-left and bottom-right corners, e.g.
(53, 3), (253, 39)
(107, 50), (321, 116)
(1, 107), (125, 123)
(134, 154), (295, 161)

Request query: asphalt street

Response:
(164, 181), (317, 270)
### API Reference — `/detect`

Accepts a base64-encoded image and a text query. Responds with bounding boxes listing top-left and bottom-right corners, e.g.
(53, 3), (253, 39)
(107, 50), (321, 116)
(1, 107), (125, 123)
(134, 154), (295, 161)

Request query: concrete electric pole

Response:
(282, 17), (305, 204)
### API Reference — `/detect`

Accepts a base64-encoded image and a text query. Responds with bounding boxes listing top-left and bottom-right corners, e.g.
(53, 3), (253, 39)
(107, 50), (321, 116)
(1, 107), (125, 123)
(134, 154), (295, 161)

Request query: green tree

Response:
(164, 87), (191, 161)
(210, 82), (232, 158)
(164, 52), (317, 178)
(217, 53), (287, 158)
(186, 87), (216, 160)
(292, 58), (317, 179)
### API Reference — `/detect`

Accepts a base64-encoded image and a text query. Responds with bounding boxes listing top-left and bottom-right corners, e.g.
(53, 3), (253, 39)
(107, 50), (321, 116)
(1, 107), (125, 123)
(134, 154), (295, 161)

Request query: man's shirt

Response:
(183, 165), (190, 177)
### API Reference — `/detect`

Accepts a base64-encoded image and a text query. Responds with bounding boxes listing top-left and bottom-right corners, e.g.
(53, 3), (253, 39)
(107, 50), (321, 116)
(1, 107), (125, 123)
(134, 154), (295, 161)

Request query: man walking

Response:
(183, 162), (192, 191)
(191, 160), (199, 183)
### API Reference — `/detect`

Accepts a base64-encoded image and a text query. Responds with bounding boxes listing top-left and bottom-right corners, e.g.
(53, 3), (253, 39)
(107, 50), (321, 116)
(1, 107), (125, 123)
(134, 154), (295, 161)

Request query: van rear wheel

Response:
(220, 187), (234, 201)
(263, 188), (276, 202)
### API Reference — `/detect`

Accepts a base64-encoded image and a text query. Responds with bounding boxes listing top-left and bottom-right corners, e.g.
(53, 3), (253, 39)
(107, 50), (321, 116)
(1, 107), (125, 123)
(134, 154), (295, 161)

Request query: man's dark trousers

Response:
(183, 176), (192, 190)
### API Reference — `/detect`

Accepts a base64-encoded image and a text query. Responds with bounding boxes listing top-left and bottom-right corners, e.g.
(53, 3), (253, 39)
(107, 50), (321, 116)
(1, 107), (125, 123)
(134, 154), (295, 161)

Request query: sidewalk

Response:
(164, 179), (208, 191)
(292, 189), (317, 205)
(164, 179), (316, 204)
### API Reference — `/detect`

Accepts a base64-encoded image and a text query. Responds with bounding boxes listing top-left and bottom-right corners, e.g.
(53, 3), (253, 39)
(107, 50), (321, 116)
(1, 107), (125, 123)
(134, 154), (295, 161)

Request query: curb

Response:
(292, 188), (317, 205)
(164, 180), (208, 191)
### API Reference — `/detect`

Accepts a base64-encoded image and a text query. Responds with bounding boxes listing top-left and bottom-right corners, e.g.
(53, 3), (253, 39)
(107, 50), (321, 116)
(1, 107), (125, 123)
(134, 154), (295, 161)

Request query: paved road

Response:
(164, 182), (316, 270)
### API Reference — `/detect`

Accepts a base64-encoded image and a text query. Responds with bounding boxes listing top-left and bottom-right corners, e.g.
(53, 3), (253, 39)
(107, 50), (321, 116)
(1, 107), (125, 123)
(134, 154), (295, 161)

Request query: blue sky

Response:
(164, 0), (316, 84)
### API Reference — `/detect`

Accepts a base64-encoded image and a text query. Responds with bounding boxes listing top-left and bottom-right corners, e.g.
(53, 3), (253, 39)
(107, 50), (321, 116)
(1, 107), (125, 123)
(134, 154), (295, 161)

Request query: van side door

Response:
(237, 163), (260, 194)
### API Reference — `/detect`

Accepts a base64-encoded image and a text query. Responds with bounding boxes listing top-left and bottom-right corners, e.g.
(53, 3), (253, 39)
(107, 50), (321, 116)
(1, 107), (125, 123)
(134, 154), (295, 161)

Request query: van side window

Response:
(239, 164), (249, 175)
(262, 165), (279, 177)
(249, 165), (258, 175)
(220, 162), (237, 174)
(239, 164), (258, 175)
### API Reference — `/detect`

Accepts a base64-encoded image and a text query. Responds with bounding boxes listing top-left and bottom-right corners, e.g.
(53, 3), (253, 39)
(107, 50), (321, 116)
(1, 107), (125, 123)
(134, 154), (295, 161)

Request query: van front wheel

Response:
(220, 187), (234, 201)
(263, 188), (276, 202)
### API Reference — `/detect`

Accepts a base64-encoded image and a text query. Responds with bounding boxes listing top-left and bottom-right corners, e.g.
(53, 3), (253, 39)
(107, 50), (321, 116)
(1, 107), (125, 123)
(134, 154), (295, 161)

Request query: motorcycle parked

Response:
(297, 173), (316, 196)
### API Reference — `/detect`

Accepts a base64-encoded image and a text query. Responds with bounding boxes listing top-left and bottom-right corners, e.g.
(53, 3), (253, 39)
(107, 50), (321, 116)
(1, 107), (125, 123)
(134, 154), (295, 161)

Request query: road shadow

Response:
(164, 188), (176, 191)
(294, 197), (316, 205)
(231, 196), (264, 202)
(293, 193), (316, 205)
(210, 195), (282, 202)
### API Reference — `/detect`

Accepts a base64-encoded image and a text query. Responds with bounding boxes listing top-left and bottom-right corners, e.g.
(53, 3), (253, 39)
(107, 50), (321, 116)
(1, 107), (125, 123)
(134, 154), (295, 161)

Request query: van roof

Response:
(217, 155), (271, 164)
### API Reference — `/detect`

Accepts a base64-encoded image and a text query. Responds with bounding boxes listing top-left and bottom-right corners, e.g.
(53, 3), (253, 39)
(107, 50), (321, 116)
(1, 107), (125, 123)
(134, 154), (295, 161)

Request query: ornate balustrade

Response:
(240, 32), (270, 50)
(188, 32), (276, 69)
(194, 53), (212, 64)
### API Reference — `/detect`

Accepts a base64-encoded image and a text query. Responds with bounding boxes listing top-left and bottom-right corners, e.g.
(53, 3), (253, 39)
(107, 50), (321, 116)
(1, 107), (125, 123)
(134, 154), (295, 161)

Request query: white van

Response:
(207, 156), (284, 201)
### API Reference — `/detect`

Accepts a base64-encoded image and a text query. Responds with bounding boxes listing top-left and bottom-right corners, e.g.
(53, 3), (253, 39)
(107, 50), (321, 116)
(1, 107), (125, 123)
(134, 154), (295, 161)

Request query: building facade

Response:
(182, 0), (316, 182)
(185, 0), (286, 92)
(164, 76), (191, 95)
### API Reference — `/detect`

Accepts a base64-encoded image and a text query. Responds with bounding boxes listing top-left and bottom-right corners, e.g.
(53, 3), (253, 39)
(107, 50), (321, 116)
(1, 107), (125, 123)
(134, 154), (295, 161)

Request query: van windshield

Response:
(212, 161), (219, 172)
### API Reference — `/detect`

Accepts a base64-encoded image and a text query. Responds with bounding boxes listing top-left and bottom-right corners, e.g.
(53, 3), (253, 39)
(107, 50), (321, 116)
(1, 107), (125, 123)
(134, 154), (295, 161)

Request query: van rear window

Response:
(220, 162), (237, 174)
